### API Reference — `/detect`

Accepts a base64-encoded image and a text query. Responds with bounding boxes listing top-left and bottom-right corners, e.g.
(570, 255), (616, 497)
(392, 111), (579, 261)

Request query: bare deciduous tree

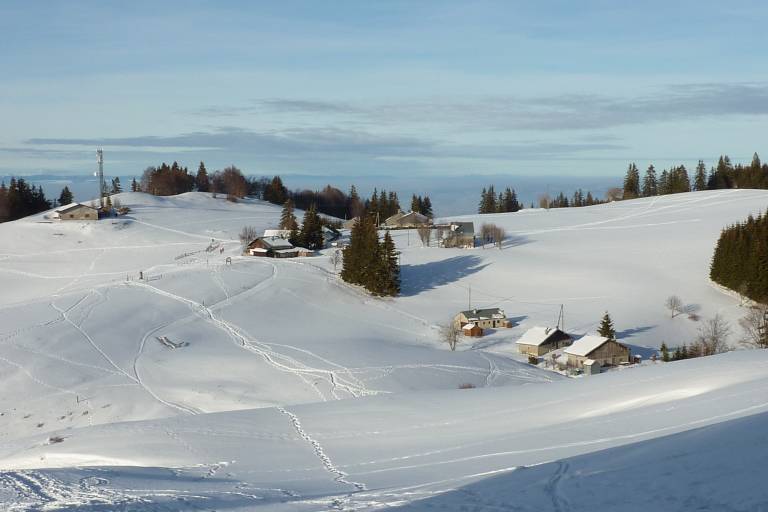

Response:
(739, 305), (768, 348)
(480, 223), (506, 249)
(440, 322), (461, 351)
(694, 313), (732, 356)
(417, 226), (432, 247)
(665, 295), (683, 318)
(605, 187), (623, 202)
(538, 193), (551, 209)
(329, 250), (342, 272)
(239, 225), (258, 247)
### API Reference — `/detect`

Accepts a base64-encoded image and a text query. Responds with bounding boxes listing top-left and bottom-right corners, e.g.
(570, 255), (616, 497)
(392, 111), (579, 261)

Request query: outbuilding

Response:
(564, 335), (630, 369)
(462, 323), (483, 337)
(52, 203), (99, 221)
(516, 326), (572, 356)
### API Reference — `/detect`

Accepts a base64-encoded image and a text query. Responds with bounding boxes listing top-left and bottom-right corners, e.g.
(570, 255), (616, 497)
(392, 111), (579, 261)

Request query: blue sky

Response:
(2, 1), (768, 178)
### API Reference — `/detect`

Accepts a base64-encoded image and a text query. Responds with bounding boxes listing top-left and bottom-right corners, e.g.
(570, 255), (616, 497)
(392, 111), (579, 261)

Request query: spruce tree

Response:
(598, 312), (616, 340)
(298, 204), (324, 250)
(279, 199), (299, 231)
(623, 163), (641, 199)
(660, 342), (670, 362)
(196, 162), (210, 192)
(379, 231), (400, 296)
(694, 160), (707, 191)
(642, 165), (658, 196)
(58, 186), (73, 206)
(131, 177), (139, 192)
(422, 196), (433, 217)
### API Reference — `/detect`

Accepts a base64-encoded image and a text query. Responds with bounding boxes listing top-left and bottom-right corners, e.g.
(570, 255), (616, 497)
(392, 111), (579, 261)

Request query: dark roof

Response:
(460, 308), (506, 320)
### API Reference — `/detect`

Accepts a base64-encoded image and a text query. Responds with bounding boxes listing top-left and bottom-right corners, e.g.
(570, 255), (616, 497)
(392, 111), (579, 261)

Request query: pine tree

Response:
(58, 186), (73, 206)
(279, 199), (298, 231)
(105, 194), (113, 210)
(111, 177), (122, 194)
(131, 177), (139, 192)
(196, 162), (210, 192)
(660, 342), (670, 362)
(598, 312), (616, 340)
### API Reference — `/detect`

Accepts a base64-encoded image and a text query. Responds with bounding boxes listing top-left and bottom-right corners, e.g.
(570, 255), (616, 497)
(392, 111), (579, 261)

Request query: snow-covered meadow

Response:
(0, 189), (767, 510)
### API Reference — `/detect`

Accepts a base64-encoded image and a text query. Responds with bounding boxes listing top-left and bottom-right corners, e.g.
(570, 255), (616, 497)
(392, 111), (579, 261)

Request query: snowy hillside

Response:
(0, 190), (767, 510)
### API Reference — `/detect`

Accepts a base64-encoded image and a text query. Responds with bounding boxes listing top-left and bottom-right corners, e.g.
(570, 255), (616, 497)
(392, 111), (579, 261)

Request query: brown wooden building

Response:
(564, 335), (630, 368)
(462, 323), (483, 337)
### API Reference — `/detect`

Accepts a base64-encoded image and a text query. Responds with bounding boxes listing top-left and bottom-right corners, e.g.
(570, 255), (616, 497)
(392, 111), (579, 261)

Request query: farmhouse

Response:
(516, 326), (572, 356)
(384, 211), (431, 229)
(454, 308), (510, 330)
(439, 222), (475, 248)
(52, 203), (98, 221)
(246, 236), (312, 258)
(564, 335), (630, 368)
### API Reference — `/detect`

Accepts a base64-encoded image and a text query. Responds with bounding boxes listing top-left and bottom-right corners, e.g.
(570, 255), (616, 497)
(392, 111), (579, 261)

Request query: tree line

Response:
(478, 185), (522, 214)
(0, 178), (52, 223)
(710, 210), (768, 304)
(340, 215), (400, 296)
(621, 153), (768, 200)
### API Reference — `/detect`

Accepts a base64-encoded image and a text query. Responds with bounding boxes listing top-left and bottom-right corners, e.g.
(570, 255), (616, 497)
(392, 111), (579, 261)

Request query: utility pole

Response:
(96, 148), (105, 208)
(468, 284), (471, 311)
(556, 304), (564, 331)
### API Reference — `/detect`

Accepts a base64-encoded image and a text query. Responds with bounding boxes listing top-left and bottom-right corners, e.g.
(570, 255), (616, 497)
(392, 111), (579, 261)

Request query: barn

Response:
(564, 335), (630, 369)
(515, 326), (572, 356)
(53, 203), (98, 221)
(384, 211), (431, 228)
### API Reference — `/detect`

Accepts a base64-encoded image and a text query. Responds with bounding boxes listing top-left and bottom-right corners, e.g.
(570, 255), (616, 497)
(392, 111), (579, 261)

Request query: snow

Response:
(516, 326), (562, 346)
(0, 189), (767, 510)
(564, 334), (612, 356)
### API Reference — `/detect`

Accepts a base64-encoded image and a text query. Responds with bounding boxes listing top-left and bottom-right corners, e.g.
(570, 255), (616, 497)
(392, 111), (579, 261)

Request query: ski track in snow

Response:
(544, 461), (571, 512)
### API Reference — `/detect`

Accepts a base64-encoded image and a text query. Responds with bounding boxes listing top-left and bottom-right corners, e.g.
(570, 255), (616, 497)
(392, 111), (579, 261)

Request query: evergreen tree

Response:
(660, 342), (670, 362)
(378, 231), (401, 296)
(196, 162), (210, 192)
(105, 194), (113, 210)
(110, 177), (122, 194)
(279, 199), (298, 231)
(642, 165), (658, 197)
(411, 194), (420, 213)
(421, 196), (433, 217)
(693, 160), (707, 191)
(131, 177), (139, 192)
(298, 204), (324, 250)
(658, 169), (669, 195)
(622, 163), (641, 199)
(58, 186), (73, 206)
(598, 312), (616, 340)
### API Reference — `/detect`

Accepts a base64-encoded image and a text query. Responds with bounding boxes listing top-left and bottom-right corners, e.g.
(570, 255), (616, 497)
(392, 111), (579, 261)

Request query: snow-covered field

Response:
(0, 190), (766, 510)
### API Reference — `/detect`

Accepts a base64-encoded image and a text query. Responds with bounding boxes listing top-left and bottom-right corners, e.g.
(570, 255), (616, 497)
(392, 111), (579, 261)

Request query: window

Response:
(69, 214), (74, 218)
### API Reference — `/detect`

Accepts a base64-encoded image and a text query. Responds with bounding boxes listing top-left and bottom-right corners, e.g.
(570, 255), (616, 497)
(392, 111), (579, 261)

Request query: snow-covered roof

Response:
(462, 323), (477, 330)
(252, 236), (294, 250)
(264, 229), (291, 238)
(515, 326), (569, 347)
(55, 202), (96, 213)
(564, 335), (611, 357)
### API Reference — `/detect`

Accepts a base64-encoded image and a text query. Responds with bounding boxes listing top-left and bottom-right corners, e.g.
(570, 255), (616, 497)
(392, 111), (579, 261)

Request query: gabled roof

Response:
(462, 323), (478, 330)
(55, 202), (97, 214)
(460, 308), (506, 320)
(249, 236), (294, 250)
(564, 335), (615, 357)
(263, 229), (291, 238)
(516, 326), (571, 347)
(384, 211), (406, 224)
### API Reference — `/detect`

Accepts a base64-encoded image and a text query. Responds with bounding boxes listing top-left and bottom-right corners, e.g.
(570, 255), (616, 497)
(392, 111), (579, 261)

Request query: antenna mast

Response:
(96, 148), (105, 208)
(556, 304), (564, 331)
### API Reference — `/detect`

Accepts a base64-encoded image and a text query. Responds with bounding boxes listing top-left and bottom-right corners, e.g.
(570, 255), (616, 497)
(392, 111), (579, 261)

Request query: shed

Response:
(439, 222), (475, 248)
(583, 359), (601, 375)
(564, 335), (630, 369)
(462, 323), (483, 337)
(516, 326), (572, 356)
